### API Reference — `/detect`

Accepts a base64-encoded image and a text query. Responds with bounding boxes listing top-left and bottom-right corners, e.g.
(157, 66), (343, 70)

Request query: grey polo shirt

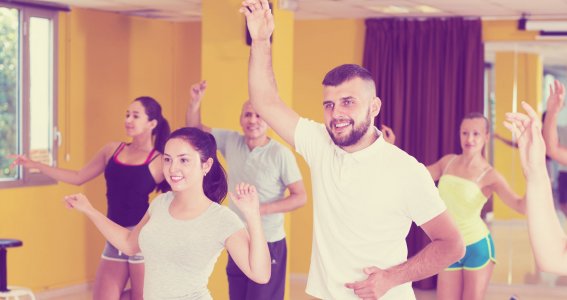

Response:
(212, 128), (302, 242)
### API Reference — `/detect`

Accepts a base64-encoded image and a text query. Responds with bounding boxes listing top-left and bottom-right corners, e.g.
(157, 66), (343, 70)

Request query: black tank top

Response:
(104, 143), (158, 227)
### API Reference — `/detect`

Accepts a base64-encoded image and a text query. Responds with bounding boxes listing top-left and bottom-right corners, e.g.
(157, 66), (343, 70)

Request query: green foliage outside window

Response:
(0, 7), (18, 179)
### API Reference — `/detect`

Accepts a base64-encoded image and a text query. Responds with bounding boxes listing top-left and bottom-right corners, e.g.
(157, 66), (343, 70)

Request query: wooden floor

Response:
(33, 278), (567, 300)
(30, 218), (567, 299)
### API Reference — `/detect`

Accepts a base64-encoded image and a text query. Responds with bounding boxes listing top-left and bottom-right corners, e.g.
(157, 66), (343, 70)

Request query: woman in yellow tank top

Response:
(426, 113), (526, 300)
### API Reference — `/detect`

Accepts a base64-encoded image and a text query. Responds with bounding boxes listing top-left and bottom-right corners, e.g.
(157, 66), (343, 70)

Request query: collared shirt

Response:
(212, 128), (302, 242)
(295, 118), (446, 300)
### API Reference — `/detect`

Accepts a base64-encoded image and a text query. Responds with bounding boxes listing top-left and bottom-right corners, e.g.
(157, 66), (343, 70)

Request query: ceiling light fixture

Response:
(382, 6), (410, 14)
(414, 5), (441, 14)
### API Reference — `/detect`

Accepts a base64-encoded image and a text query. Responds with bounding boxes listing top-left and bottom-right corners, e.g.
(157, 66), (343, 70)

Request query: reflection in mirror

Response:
(485, 41), (567, 292)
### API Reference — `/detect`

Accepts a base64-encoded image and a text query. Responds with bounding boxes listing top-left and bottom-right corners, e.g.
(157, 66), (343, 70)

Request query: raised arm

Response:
(9, 143), (113, 185)
(185, 80), (211, 132)
(225, 183), (271, 283)
(64, 193), (146, 256)
(505, 101), (567, 275)
(489, 171), (526, 214)
(240, 0), (299, 147)
(345, 211), (464, 298)
(259, 180), (307, 215)
(543, 80), (567, 165)
(494, 133), (518, 148)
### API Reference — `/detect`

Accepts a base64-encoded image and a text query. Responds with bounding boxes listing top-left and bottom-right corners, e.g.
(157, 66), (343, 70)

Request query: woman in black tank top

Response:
(10, 96), (170, 300)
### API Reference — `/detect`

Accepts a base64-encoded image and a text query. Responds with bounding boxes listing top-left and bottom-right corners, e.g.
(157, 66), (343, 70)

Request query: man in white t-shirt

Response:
(186, 81), (307, 300)
(240, 1), (465, 299)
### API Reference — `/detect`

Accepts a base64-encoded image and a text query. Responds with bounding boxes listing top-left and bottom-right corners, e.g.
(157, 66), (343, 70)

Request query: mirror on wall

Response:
(484, 41), (567, 291)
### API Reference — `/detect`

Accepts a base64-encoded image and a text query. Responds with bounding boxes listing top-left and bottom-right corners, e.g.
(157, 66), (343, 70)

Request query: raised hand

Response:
(8, 154), (39, 170)
(380, 124), (396, 145)
(239, 0), (274, 42)
(64, 193), (95, 214)
(546, 80), (565, 116)
(190, 80), (207, 105)
(504, 101), (547, 177)
(345, 266), (395, 300)
(229, 183), (260, 220)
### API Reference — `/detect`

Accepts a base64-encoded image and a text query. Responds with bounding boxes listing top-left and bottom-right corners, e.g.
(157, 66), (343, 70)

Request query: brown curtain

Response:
(363, 17), (484, 289)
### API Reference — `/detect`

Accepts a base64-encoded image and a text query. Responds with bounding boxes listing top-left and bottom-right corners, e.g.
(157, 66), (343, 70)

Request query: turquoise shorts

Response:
(447, 234), (496, 270)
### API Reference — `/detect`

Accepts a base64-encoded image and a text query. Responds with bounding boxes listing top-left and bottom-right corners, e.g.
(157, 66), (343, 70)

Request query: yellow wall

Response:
(200, 1), (296, 297)
(0, 8), (200, 291)
(200, 0), (249, 297)
(482, 20), (542, 219)
(493, 52), (542, 219)
(290, 19), (365, 275)
(482, 20), (539, 41)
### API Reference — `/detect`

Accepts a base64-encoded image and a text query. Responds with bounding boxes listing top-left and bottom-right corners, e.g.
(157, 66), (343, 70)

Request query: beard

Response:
(326, 109), (372, 147)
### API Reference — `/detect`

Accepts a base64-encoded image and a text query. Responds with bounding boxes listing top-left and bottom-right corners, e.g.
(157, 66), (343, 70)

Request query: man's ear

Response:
(371, 96), (382, 118)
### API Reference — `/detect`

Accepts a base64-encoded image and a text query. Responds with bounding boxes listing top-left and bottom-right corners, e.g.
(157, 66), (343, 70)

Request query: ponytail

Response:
(167, 127), (228, 203)
(134, 96), (171, 152)
(134, 96), (171, 193)
(202, 133), (227, 203)
(153, 116), (171, 153)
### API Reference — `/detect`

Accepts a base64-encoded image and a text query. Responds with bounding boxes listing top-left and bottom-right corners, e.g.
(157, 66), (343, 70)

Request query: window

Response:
(0, 2), (60, 188)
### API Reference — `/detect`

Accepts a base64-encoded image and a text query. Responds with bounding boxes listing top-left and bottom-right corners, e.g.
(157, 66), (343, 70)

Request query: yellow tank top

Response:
(438, 170), (490, 245)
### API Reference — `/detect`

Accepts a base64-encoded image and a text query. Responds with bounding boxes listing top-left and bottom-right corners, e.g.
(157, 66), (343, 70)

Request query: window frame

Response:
(0, 2), (59, 188)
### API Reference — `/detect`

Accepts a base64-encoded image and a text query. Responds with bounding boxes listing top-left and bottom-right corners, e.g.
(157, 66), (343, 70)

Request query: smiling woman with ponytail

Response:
(11, 95), (171, 300)
(64, 127), (271, 299)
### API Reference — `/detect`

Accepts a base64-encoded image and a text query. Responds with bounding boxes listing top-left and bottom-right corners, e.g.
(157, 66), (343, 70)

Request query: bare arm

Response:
(426, 154), (455, 182)
(148, 153), (165, 184)
(388, 212), (464, 282)
(225, 183), (271, 283)
(345, 211), (464, 298)
(490, 171), (526, 214)
(185, 80), (211, 132)
(506, 101), (567, 275)
(64, 193), (147, 255)
(543, 80), (567, 165)
(494, 133), (518, 148)
(9, 143), (114, 185)
(526, 173), (567, 274)
(241, 0), (300, 147)
(259, 180), (307, 215)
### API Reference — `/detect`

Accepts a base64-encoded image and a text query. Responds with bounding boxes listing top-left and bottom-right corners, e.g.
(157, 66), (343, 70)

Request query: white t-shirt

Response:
(294, 118), (446, 300)
(212, 128), (302, 242)
(138, 192), (244, 300)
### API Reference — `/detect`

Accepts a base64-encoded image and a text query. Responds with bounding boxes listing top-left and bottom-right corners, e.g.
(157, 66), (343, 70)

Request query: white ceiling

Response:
(32, 0), (567, 21)
(30, 0), (567, 66)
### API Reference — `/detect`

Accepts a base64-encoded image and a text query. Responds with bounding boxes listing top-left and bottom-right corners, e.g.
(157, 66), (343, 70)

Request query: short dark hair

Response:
(322, 64), (375, 87)
(167, 127), (228, 203)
